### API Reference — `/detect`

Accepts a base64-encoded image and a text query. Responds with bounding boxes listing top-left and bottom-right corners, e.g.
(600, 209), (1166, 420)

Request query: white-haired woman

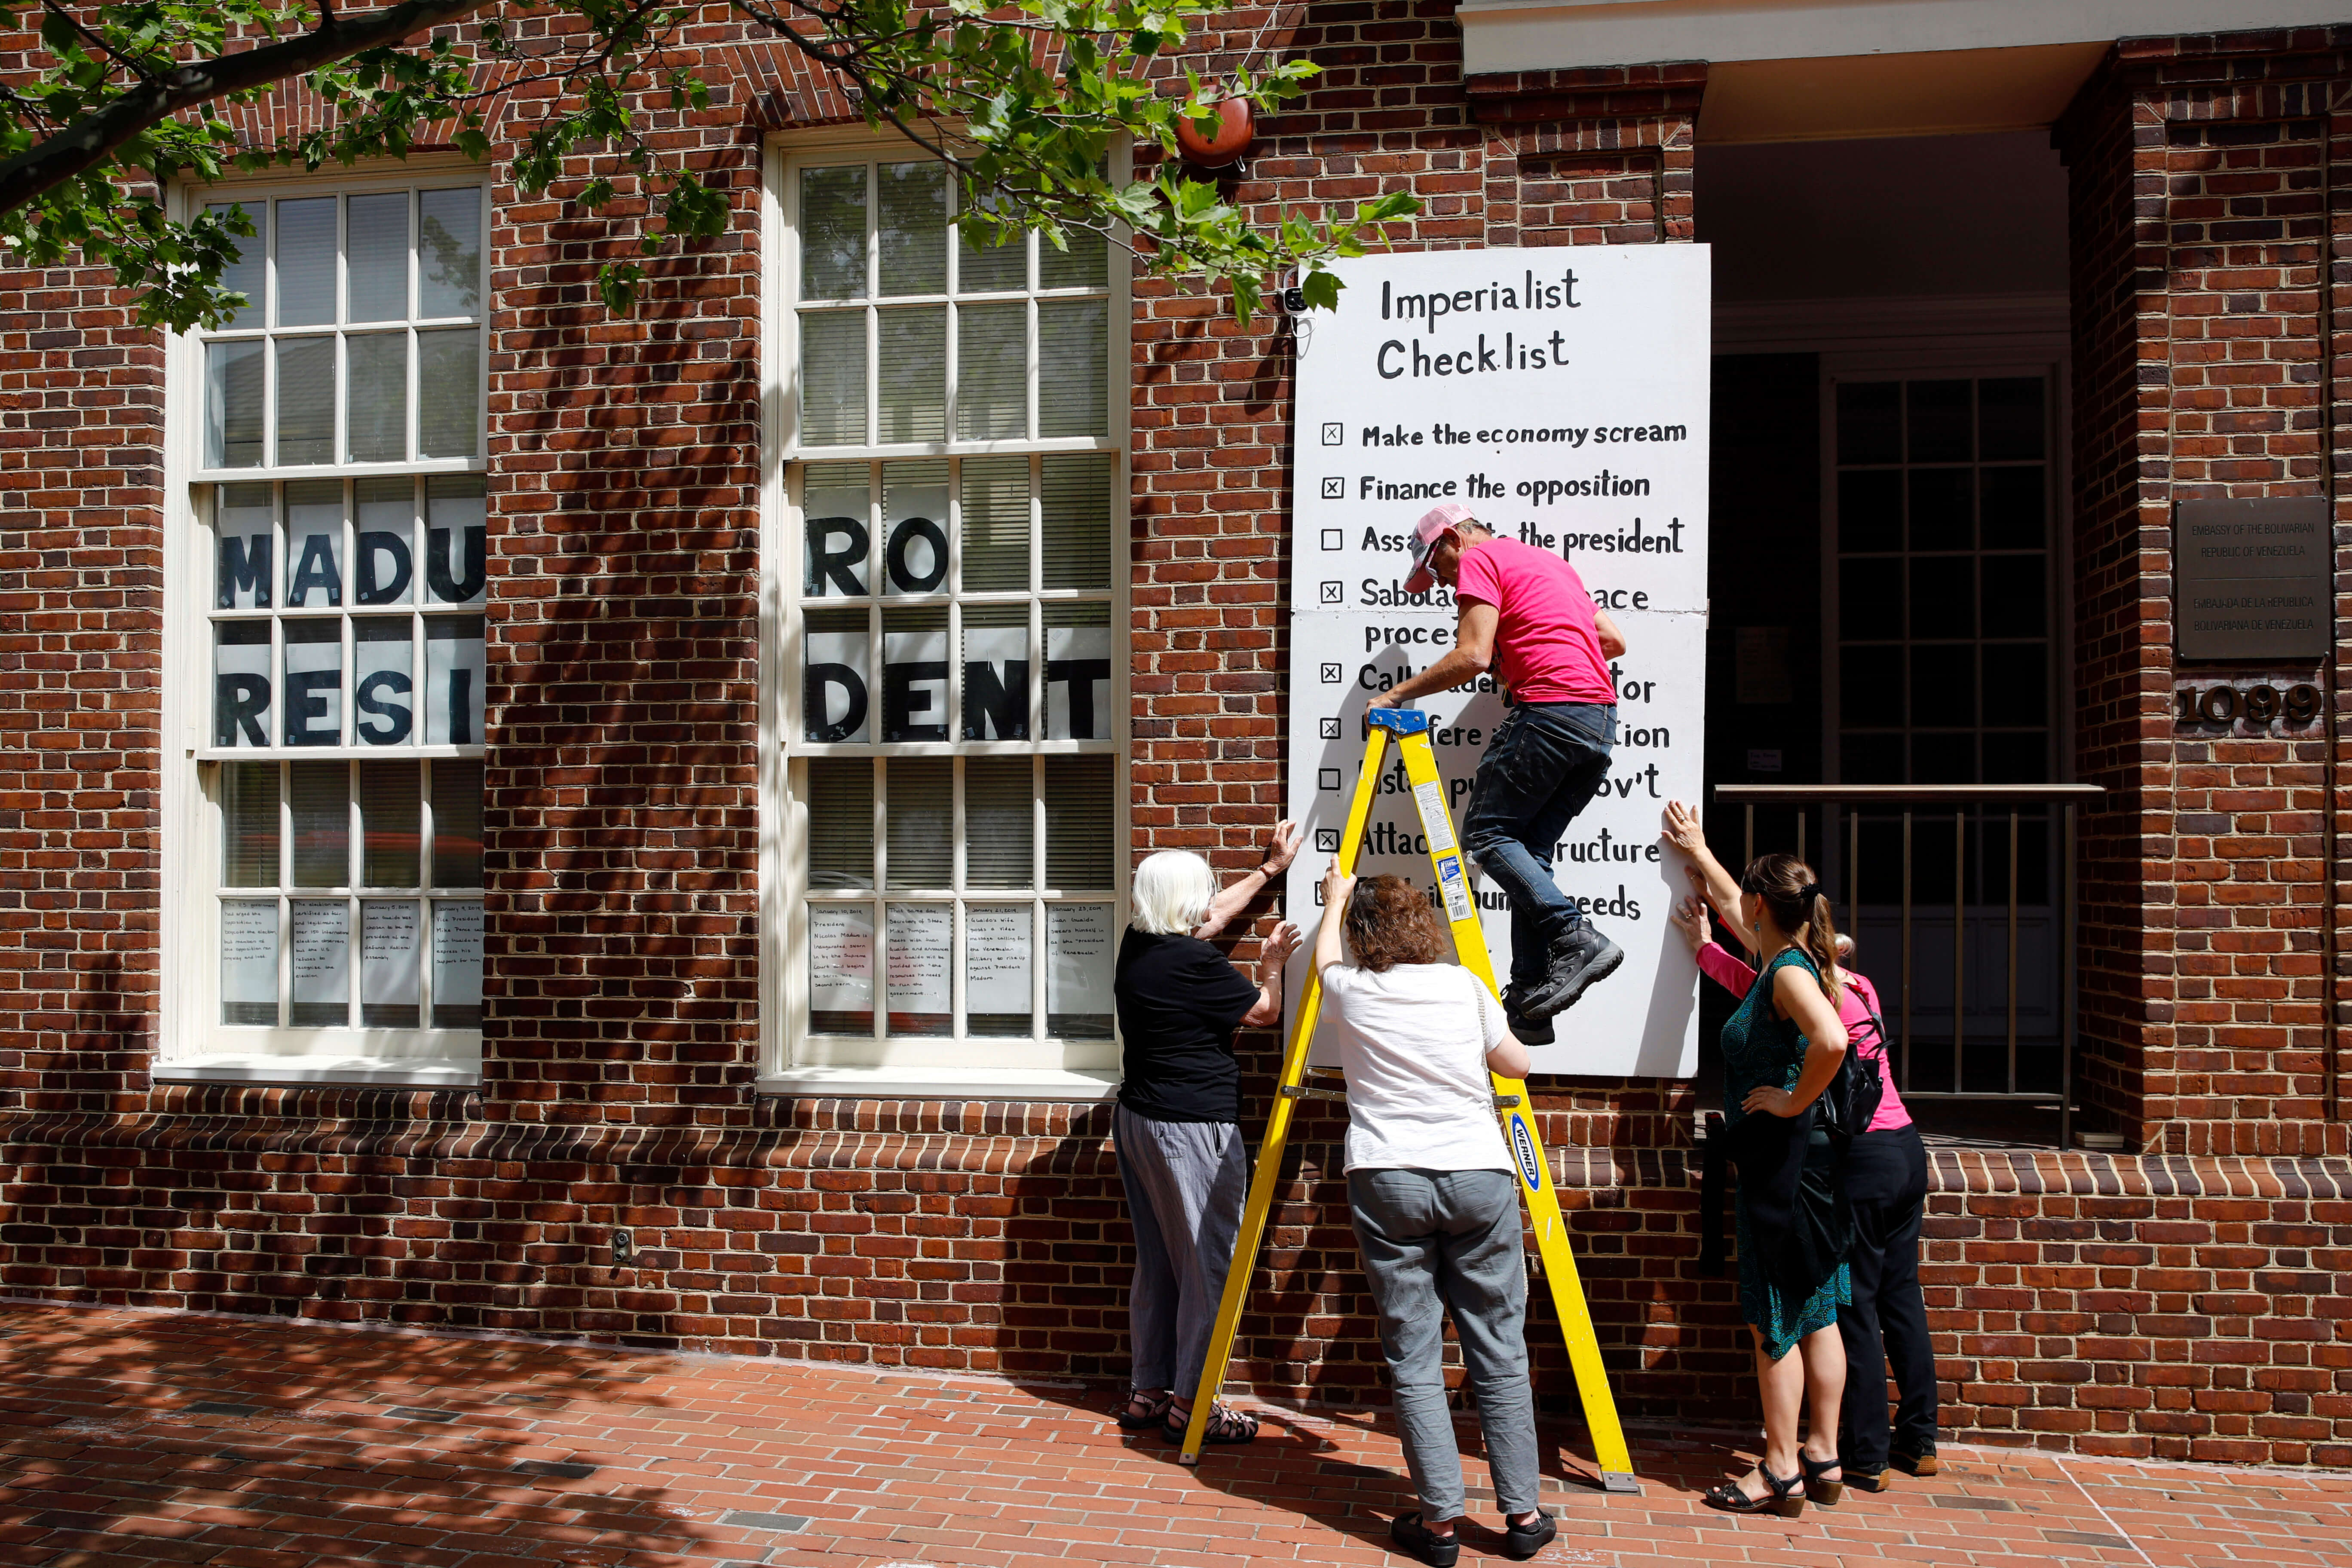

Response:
(1113, 826), (1302, 1446)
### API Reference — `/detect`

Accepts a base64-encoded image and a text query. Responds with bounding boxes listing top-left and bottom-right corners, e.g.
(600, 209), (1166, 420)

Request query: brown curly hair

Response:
(1344, 875), (1453, 971)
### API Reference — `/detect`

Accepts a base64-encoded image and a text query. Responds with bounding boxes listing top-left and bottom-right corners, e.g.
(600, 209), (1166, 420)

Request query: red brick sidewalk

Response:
(3, 1300), (2348, 1568)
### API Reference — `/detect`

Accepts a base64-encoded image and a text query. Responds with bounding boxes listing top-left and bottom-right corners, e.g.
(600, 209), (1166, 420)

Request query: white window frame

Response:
(758, 130), (1133, 1099)
(160, 156), (489, 1086)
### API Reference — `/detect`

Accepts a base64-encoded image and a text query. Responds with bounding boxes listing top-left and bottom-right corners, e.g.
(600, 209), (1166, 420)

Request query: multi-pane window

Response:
(190, 178), (486, 1054)
(783, 150), (1123, 1065)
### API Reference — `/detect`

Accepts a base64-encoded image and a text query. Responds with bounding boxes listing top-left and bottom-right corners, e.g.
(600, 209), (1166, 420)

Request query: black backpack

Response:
(1817, 1002), (1890, 1151)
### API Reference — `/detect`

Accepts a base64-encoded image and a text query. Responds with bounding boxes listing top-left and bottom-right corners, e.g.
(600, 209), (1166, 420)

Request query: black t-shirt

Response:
(1114, 928), (1261, 1124)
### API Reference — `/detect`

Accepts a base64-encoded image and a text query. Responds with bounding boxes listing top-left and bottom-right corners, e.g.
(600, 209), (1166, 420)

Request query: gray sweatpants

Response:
(1349, 1167), (1542, 1522)
(1113, 1105), (1247, 1395)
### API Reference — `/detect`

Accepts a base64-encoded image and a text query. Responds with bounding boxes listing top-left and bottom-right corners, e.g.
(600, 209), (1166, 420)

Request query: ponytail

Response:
(1738, 852), (1846, 1006)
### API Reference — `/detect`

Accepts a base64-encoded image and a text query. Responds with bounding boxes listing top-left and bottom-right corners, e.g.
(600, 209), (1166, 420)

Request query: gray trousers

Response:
(1350, 1167), (1542, 1521)
(1113, 1105), (1247, 1396)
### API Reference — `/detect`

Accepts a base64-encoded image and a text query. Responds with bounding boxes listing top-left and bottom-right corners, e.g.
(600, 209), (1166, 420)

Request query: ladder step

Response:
(1277, 1083), (1349, 1103)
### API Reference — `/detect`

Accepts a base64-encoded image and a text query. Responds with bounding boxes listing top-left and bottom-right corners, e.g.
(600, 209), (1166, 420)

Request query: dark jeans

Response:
(1837, 1122), (1937, 1471)
(1460, 701), (1615, 992)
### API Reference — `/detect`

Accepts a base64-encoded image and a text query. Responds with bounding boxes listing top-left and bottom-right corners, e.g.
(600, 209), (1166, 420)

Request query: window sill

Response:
(757, 1065), (1120, 1101)
(155, 1054), (481, 1087)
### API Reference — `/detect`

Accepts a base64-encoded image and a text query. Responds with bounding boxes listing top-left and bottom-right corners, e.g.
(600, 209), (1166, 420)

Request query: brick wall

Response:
(2, 8), (2351, 1471)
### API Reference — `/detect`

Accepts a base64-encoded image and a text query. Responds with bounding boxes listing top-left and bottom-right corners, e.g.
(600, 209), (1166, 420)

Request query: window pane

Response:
(214, 620), (274, 747)
(289, 899), (351, 1026)
(1980, 466), (2047, 550)
(282, 620), (343, 746)
(1981, 554), (2047, 639)
(429, 900), (483, 1028)
(876, 307), (946, 442)
(807, 758), (875, 889)
(1840, 558), (1902, 641)
(205, 341), (264, 468)
(1841, 644), (1903, 727)
(222, 760), (280, 887)
(799, 165), (869, 300)
(353, 619), (414, 746)
(1041, 454), (1113, 590)
(958, 225), (1025, 294)
(885, 758), (952, 889)
(961, 604), (1029, 742)
(424, 616), (485, 745)
(290, 760), (349, 887)
(205, 202), (264, 328)
(1044, 603), (1112, 741)
(418, 188), (482, 318)
(802, 462), (871, 597)
(1835, 381), (1900, 466)
(1038, 225), (1108, 290)
(1983, 644), (2048, 728)
(965, 903), (1033, 1035)
(960, 455), (1030, 592)
(355, 477), (416, 606)
(346, 333), (408, 462)
(798, 311), (866, 446)
(424, 475), (487, 604)
(1908, 645), (1975, 732)
(881, 461), (949, 597)
(880, 606), (948, 742)
(1046, 903), (1115, 1036)
(965, 756), (1033, 886)
(275, 337), (336, 465)
(1906, 379), (1972, 463)
(417, 328), (479, 457)
(1036, 300), (1107, 438)
(275, 197), (337, 327)
(1837, 469), (1901, 554)
(1978, 377), (2045, 462)
(360, 759), (421, 887)
(883, 901), (950, 1034)
(346, 193), (410, 322)
(809, 902), (875, 1032)
(1908, 469), (1972, 551)
(220, 900), (279, 1025)
(214, 483), (274, 608)
(804, 607), (872, 744)
(361, 899), (421, 1027)
(877, 162), (947, 297)
(1908, 559), (1973, 640)
(956, 302), (1026, 441)
(284, 481), (344, 608)
(430, 758), (484, 888)
(1043, 755), (1113, 889)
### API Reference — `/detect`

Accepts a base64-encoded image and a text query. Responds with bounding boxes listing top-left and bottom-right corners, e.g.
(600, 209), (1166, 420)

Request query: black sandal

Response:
(1116, 1389), (1173, 1430)
(1702, 1464), (1805, 1518)
(1802, 1452), (1844, 1506)
(1164, 1399), (1258, 1446)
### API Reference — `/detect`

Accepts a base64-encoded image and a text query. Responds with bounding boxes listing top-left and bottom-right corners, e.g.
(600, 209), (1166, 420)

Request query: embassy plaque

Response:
(2174, 497), (2331, 662)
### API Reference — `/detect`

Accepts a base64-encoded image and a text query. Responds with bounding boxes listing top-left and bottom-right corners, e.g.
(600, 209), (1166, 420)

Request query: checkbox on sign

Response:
(1317, 768), (1342, 792)
(1319, 717), (1341, 740)
(1319, 580), (1343, 605)
(1315, 828), (1340, 853)
(1320, 529), (1342, 551)
(1322, 422), (1344, 447)
(1320, 477), (1344, 499)
(1320, 662), (1343, 684)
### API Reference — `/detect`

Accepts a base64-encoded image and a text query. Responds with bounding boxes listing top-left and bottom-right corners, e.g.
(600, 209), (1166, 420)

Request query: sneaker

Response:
(1501, 985), (1554, 1047)
(1520, 928), (1624, 1021)
(1501, 1510), (1558, 1560)
(1388, 1513), (1460, 1568)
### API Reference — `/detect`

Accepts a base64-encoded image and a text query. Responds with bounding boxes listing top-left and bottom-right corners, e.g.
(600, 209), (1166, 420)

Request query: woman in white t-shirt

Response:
(1311, 858), (1556, 1568)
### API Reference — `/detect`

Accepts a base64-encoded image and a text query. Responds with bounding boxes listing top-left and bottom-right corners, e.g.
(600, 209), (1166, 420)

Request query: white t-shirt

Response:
(1319, 962), (1513, 1174)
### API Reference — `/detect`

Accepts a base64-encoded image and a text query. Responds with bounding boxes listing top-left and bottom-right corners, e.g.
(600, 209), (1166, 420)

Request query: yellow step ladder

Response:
(1179, 707), (1640, 1491)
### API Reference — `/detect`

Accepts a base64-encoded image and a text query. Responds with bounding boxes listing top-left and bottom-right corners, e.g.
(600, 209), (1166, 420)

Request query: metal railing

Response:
(1713, 784), (2104, 1149)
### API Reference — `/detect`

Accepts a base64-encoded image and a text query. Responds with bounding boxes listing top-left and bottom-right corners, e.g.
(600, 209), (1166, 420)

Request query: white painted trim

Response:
(155, 1053), (481, 1086)
(1458, 0), (2352, 75)
(756, 1065), (1118, 1100)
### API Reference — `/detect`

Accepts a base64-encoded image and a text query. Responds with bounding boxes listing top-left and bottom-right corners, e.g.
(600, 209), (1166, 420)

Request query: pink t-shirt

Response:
(1452, 538), (1616, 705)
(1697, 943), (1912, 1132)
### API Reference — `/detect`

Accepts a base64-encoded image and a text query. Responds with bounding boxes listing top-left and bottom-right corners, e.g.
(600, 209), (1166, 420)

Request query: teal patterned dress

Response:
(1723, 946), (1850, 1360)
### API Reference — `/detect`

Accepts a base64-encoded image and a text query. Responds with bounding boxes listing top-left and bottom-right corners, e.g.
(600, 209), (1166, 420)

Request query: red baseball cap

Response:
(1403, 502), (1476, 593)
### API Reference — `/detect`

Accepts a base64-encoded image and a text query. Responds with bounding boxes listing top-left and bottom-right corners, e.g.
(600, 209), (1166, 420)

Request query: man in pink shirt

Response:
(1369, 503), (1628, 1041)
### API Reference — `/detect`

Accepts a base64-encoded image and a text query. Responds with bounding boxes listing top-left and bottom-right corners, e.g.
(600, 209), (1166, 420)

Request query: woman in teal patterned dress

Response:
(1665, 815), (1854, 1519)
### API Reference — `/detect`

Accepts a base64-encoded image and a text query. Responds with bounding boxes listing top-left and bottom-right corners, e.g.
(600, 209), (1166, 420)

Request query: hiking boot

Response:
(1501, 985), (1554, 1047)
(1520, 927), (1624, 1021)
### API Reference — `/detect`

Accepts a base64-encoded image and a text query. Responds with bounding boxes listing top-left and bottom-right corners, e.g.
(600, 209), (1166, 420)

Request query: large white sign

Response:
(1286, 246), (1710, 1077)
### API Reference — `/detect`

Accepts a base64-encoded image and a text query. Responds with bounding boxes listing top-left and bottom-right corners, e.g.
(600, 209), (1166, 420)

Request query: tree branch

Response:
(0, 0), (497, 218)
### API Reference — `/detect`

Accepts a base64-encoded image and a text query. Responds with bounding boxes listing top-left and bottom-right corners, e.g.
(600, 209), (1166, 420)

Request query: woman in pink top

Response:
(1664, 807), (1939, 1492)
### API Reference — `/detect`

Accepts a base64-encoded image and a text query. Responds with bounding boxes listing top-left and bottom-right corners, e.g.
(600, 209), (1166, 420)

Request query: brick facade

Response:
(2, 7), (2350, 1470)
